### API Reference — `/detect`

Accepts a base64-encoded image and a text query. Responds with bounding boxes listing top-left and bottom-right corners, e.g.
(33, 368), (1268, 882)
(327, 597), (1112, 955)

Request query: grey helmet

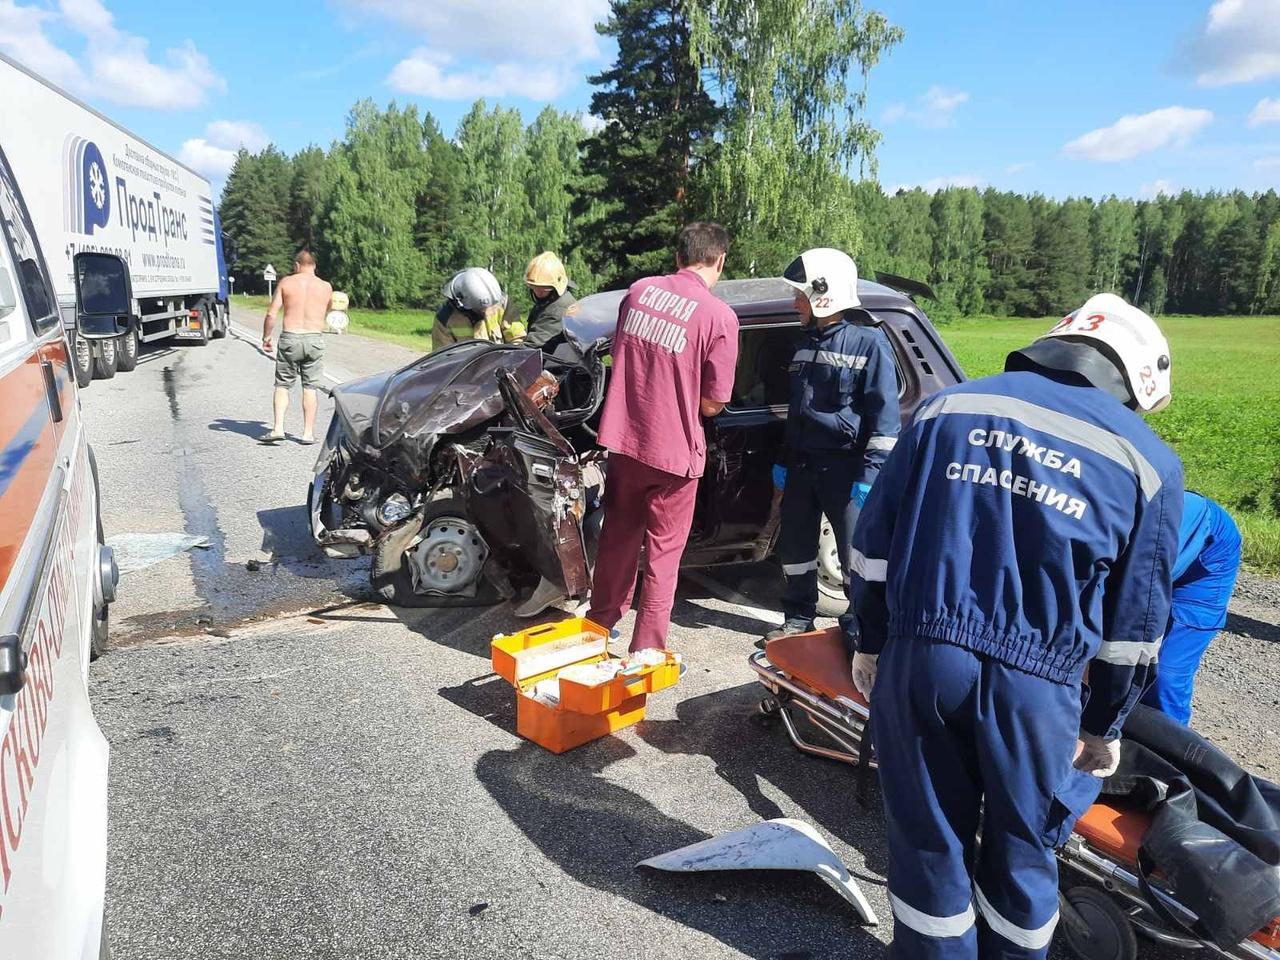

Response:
(443, 267), (505, 315)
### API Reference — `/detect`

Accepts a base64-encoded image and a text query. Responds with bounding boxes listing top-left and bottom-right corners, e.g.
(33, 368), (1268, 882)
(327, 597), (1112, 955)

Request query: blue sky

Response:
(2, 0), (1278, 199)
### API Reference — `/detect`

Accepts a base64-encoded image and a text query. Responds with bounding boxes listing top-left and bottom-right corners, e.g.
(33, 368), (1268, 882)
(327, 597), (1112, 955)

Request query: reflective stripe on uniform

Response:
(848, 548), (886, 582)
(866, 435), (896, 451)
(1096, 636), (1162, 665)
(782, 560), (819, 575)
(915, 393), (1163, 500)
(974, 884), (1058, 950)
(792, 348), (868, 370)
(890, 892), (976, 939)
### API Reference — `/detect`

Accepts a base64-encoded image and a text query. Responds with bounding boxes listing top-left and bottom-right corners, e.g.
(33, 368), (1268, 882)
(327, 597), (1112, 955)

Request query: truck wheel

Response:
(210, 304), (228, 339)
(815, 514), (849, 618)
(72, 332), (94, 388)
(371, 495), (501, 608)
(91, 338), (118, 380)
(115, 328), (139, 372)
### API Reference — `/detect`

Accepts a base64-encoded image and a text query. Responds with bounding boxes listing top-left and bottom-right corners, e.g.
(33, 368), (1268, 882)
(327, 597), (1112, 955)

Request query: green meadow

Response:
(944, 315), (1280, 574)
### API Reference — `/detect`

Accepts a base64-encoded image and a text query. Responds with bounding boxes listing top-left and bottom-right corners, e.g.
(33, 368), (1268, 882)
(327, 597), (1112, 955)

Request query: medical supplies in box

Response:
(490, 618), (681, 753)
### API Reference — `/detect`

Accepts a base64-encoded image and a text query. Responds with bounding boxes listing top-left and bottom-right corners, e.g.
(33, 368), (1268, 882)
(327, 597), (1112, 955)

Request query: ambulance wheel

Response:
(752, 697), (783, 729)
(72, 332), (94, 387)
(371, 495), (501, 608)
(1061, 887), (1137, 960)
(815, 514), (849, 618)
(115, 328), (139, 372)
(91, 338), (118, 380)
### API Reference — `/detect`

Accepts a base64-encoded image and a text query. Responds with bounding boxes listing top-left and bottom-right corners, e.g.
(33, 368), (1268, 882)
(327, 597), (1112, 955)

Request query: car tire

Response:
(89, 447), (110, 661)
(371, 494), (502, 608)
(72, 331), (94, 388)
(115, 328), (139, 372)
(815, 513), (850, 618)
(91, 338), (118, 380)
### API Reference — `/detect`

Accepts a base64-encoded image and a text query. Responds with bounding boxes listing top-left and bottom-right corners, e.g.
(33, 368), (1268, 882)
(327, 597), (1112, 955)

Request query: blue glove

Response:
(772, 464), (788, 491)
(851, 481), (872, 508)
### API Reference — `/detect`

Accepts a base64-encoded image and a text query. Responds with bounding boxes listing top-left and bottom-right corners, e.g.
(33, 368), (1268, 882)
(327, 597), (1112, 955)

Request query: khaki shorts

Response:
(275, 332), (325, 388)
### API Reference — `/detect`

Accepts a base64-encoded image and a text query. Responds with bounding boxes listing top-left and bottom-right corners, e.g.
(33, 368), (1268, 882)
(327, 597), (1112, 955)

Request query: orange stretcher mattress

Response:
(765, 629), (1146, 857)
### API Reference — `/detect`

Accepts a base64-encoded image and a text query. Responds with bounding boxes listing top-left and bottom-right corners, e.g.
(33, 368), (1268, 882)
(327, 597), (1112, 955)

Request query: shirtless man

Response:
(260, 250), (332, 444)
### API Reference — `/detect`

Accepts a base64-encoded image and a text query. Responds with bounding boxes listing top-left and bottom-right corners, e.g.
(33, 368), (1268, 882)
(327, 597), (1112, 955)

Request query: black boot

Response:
(757, 618), (816, 650)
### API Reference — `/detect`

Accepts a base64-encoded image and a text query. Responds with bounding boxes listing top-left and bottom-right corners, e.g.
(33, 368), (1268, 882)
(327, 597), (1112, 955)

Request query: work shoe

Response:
(756, 618), (815, 650)
(514, 576), (569, 618)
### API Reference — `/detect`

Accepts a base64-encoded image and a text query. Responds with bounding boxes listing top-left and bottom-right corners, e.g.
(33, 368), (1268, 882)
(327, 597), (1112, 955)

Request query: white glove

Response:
(1075, 733), (1121, 777)
(851, 653), (878, 701)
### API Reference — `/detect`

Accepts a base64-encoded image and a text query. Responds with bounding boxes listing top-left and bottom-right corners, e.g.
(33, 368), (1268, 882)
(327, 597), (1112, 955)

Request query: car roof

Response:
(565, 276), (920, 343)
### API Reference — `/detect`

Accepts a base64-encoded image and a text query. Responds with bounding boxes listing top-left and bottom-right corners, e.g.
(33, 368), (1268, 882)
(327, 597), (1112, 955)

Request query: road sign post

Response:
(263, 264), (277, 300)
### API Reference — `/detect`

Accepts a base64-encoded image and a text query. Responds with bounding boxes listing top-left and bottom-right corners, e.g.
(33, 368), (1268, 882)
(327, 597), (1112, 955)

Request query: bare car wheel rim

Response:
(408, 517), (489, 594)
(816, 516), (845, 594)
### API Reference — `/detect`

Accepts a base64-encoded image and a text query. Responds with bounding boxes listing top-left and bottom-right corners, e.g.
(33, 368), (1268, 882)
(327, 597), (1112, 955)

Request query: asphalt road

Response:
(82, 310), (1280, 959)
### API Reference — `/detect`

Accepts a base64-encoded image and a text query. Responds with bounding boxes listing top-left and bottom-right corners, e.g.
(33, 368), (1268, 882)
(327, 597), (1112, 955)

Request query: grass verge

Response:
(235, 294), (435, 352)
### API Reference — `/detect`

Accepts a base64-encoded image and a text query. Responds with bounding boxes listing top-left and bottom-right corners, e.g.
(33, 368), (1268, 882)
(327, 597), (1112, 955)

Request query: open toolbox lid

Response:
(491, 617), (680, 715)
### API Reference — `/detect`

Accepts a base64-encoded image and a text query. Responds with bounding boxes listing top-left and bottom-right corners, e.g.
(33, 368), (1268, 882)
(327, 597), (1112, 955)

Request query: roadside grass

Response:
(943, 315), (1280, 575)
(236, 294), (434, 351)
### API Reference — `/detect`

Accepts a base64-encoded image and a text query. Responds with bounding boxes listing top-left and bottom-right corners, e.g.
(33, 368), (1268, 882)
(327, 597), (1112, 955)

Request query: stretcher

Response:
(749, 629), (1280, 960)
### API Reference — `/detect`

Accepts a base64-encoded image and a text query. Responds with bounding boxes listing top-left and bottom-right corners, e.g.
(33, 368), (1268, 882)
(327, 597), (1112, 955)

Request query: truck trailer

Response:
(0, 51), (231, 387)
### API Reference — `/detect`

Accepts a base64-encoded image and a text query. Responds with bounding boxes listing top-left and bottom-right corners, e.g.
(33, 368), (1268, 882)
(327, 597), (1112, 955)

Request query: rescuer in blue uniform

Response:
(849, 293), (1184, 960)
(1142, 491), (1242, 726)
(762, 248), (899, 649)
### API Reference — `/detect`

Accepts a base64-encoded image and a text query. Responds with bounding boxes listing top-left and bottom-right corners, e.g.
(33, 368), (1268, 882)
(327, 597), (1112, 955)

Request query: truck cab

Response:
(0, 141), (114, 958)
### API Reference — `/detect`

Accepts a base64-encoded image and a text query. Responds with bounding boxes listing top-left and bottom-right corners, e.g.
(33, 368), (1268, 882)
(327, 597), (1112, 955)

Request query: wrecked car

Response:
(310, 276), (964, 614)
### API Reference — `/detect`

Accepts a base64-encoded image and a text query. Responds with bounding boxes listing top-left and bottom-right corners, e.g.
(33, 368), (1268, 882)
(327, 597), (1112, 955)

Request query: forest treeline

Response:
(218, 0), (1280, 318)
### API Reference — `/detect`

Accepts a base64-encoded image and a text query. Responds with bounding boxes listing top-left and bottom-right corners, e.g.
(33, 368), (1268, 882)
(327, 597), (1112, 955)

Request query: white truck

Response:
(0, 51), (232, 387)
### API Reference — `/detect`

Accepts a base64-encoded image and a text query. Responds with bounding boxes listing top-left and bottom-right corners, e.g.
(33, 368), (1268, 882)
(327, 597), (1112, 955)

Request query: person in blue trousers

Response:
(762, 248), (899, 651)
(1142, 492), (1242, 725)
(850, 293), (1184, 960)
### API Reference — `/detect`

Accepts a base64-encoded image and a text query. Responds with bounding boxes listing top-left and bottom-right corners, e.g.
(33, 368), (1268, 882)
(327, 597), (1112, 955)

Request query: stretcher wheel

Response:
(1061, 886), (1137, 960)
(751, 697), (782, 729)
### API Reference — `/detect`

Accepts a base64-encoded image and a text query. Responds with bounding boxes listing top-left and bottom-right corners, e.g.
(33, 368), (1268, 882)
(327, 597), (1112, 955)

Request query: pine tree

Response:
(288, 145), (331, 255)
(574, 0), (720, 288)
(1032, 198), (1092, 314)
(981, 190), (1037, 316)
(417, 114), (465, 294)
(217, 147), (293, 293)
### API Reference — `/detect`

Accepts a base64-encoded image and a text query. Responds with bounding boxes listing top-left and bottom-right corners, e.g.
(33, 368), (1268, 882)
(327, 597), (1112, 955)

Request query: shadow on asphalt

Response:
(1227, 611), (1280, 644)
(439, 670), (889, 959)
(210, 417), (274, 441)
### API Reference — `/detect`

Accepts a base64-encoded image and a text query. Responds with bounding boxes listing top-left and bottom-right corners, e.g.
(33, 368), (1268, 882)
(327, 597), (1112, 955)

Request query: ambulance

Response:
(0, 133), (116, 958)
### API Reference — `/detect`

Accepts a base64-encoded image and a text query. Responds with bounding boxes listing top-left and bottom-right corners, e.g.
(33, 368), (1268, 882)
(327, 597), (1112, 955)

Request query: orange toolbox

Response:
(490, 617), (681, 754)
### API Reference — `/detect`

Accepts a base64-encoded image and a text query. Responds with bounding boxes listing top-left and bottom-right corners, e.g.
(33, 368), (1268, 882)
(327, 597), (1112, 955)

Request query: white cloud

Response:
(1004, 162), (1032, 175)
(890, 174), (985, 194)
(340, 0), (609, 101)
(1184, 0), (1280, 86)
(388, 49), (566, 100)
(1064, 107), (1213, 162)
(1254, 156), (1280, 169)
(1139, 179), (1178, 199)
(178, 120), (270, 180)
(0, 0), (223, 109)
(579, 113), (606, 134)
(1249, 97), (1280, 125)
(882, 86), (969, 128)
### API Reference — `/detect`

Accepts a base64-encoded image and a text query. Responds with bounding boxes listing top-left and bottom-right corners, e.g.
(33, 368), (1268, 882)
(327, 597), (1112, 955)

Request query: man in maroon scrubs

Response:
(587, 223), (739, 651)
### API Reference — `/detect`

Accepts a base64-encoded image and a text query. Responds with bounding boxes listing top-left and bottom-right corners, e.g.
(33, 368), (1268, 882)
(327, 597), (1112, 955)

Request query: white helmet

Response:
(1039, 293), (1172, 412)
(443, 267), (505, 315)
(782, 247), (861, 318)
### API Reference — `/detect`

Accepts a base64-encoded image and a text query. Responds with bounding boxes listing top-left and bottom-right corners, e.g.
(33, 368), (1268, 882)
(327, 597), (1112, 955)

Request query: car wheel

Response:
(72, 331), (94, 388)
(371, 494), (502, 608)
(91, 338), (118, 380)
(815, 513), (849, 618)
(115, 328), (139, 372)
